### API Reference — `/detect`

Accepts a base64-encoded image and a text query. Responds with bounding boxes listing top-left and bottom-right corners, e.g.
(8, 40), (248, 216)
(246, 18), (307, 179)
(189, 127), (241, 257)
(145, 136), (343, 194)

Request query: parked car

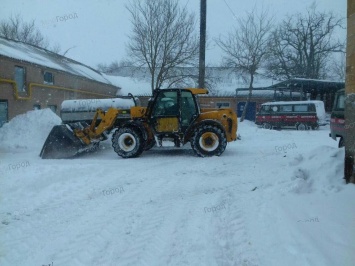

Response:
(329, 89), (345, 147)
(255, 100), (326, 130)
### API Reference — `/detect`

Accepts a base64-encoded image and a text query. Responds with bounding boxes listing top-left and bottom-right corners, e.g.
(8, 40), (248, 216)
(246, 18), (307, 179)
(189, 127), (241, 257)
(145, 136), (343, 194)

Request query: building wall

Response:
(198, 96), (237, 110)
(0, 56), (119, 121)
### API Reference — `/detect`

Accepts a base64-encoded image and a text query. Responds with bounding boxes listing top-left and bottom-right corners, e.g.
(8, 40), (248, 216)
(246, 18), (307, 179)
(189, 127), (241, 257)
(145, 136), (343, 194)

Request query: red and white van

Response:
(329, 89), (345, 147)
(255, 100), (326, 130)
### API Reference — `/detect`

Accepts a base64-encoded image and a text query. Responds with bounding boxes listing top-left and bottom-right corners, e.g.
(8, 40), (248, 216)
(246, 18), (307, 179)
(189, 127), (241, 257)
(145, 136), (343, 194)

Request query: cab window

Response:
(181, 91), (197, 126)
(152, 91), (178, 116)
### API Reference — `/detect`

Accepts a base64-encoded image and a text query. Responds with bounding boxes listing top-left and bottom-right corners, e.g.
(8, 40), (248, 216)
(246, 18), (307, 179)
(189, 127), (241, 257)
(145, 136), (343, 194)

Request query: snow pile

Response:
(288, 146), (345, 194)
(0, 109), (61, 151)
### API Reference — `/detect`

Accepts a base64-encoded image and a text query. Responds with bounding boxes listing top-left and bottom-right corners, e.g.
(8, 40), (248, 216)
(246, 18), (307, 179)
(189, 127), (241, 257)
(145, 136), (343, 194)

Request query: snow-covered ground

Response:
(0, 109), (354, 266)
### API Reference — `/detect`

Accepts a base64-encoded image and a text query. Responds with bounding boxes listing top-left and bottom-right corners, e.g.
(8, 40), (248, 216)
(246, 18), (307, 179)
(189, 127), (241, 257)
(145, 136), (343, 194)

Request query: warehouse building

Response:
(0, 37), (120, 127)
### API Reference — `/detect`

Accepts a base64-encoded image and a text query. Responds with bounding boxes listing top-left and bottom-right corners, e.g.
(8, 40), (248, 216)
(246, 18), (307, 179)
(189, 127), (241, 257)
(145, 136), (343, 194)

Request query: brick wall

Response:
(0, 56), (119, 120)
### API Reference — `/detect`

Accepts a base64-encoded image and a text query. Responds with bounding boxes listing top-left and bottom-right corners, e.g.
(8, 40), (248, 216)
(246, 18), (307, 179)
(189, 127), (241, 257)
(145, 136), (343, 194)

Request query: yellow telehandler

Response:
(40, 88), (238, 159)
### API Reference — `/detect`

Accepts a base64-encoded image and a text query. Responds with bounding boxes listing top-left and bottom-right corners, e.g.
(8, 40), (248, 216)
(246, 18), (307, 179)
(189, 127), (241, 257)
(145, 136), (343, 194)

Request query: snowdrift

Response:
(288, 146), (345, 194)
(0, 108), (62, 151)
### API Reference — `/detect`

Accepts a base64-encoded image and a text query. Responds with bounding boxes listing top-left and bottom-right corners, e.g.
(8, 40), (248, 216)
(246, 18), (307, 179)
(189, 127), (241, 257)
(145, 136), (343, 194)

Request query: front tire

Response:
(296, 123), (307, 131)
(112, 127), (144, 158)
(263, 123), (272, 130)
(191, 125), (227, 157)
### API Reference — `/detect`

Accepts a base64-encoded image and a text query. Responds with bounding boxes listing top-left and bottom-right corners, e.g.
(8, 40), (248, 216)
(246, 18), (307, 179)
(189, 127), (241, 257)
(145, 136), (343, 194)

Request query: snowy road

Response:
(0, 110), (355, 266)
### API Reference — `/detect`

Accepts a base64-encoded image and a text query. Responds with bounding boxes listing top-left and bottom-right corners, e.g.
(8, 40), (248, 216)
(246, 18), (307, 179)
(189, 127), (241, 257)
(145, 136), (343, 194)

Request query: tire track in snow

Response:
(1, 154), (259, 265)
(50, 164), (186, 265)
(211, 191), (260, 266)
(54, 181), (172, 265)
(160, 183), (261, 266)
(1, 167), (167, 265)
(110, 171), (204, 265)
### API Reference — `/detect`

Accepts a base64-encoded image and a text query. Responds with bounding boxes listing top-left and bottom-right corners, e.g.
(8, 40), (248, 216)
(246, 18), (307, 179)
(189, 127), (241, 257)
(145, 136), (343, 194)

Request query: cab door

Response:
(180, 90), (198, 131)
(151, 91), (180, 133)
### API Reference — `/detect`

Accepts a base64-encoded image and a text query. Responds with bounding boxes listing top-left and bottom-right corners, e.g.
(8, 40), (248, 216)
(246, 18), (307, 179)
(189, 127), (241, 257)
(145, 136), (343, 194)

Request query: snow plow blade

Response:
(40, 125), (87, 159)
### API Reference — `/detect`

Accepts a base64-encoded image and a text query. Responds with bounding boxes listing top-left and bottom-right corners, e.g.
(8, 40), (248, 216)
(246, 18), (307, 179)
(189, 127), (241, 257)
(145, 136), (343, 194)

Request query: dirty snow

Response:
(0, 109), (354, 266)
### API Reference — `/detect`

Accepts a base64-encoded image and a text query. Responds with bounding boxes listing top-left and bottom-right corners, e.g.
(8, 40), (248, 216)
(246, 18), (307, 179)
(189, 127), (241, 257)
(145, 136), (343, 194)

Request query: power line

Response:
(222, 0), (238, 20)
(183, 0), (190, 10)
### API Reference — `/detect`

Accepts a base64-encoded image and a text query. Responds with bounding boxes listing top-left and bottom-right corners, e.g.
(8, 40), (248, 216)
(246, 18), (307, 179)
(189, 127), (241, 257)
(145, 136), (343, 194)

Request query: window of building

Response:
(44, 71), (54, 84)
(33, 104), (41, 110)
(14, 66), (26, 92)
(216, 102), (230, 108)
(48, 105), (57, 113)
(0, 100), (8, 128)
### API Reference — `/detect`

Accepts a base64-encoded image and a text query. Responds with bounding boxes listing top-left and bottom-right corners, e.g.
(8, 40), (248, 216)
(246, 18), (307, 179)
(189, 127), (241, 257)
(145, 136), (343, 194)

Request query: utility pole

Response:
(344, 0), (355, 183)
(198, 0), (207, 89)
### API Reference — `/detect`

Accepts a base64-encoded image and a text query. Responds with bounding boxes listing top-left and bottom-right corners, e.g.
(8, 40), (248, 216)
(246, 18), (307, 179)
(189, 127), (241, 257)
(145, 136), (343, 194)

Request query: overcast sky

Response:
(0, 0), (347, 69)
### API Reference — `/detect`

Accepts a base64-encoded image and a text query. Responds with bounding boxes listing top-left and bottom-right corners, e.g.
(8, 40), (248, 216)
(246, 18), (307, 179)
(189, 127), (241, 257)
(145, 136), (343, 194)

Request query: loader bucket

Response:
(40, 125), (87, 159)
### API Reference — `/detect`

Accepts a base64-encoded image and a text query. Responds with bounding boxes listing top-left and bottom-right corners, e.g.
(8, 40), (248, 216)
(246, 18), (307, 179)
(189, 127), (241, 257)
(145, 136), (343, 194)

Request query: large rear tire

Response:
(112, 127), (144, 158)
(191, 125), (227, 157)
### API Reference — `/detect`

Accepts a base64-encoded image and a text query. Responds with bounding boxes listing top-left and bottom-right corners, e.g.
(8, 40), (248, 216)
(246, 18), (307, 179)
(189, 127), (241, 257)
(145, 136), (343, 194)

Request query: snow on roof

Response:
(291, 77), (344, 83)
(261, 100), (324, 105)
(0, 37), (113, 86)
(103, 74), (152, 96)
(236, 89), (275, 96)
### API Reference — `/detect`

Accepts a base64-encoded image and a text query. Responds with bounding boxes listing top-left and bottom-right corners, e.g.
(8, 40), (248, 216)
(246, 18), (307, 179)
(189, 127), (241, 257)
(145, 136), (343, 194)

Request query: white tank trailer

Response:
(60, 94), (139, 123)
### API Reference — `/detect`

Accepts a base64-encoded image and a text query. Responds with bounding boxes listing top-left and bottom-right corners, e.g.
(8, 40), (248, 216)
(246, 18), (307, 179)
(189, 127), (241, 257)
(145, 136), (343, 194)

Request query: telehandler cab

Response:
(40, 88), (238, 159)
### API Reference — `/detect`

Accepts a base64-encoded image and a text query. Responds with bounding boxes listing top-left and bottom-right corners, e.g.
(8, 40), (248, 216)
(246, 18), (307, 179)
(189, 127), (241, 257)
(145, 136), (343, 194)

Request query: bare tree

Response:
(330, 52), (346, 81)
(97, 60), (139, 77)
(0, 14), (62, 54)
(266, 4), (345, 80)
(216, 8), (273, 122)
(0, 14), (49, 47)
(126, 0), (199, 93)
